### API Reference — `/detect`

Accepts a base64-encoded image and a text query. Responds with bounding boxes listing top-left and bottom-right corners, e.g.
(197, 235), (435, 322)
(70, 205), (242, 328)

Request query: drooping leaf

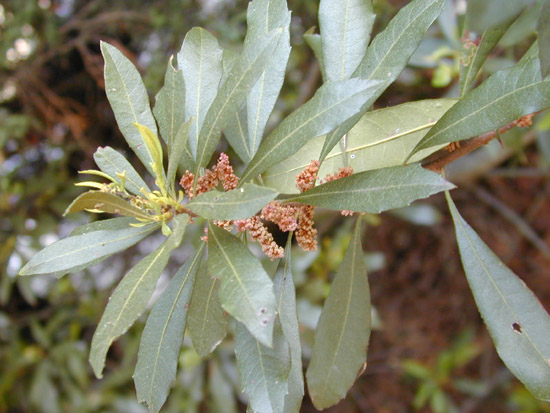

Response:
(283, 164), (454, 213)
(153, 57), (186, 148)
(466, 0), (533, 33)
(273, 236), (304, 413)
(100, 42), (158, 176)
(178, 27), (224, 159)
(208, 360), (239, 413)
(194, 29), (283, 173)
(235, 321), (290, 413)
(187, 259), (228, 358)
(207, 223), (277, 346)
(264, 99), (456, 194)
(167, 120), (192, 194)
(459, 21), (512, 96)
(64, 191), (151, 220)
(319, 0), (375, 82)
(538, 0), (550, 78)
(446, 193), (550, 400)
(19, 223), (158, 276)
(93, 146), (151, 196)
(303, 28), (327, 81)
(134, 243), (205, 413)
(187, 183), (278, 220)
(244, 0), (291, 157)
(241, 78), (382, 183)
(306, 220), (370, 409)
(319, 0), (446, 161)
(411, 55), (550, 155)
(89, 215), (189, 378)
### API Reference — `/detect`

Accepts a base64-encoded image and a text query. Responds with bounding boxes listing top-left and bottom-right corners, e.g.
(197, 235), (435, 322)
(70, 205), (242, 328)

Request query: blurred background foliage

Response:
(1, 0), (550, 412)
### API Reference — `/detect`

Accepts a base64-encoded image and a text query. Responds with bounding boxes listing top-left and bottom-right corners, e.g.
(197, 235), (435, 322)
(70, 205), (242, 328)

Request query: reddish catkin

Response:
(295, 160), (319, 192)
(260, 202), (298, 232)
(234, 216), (284, 259)
(322, 166), (354, 216)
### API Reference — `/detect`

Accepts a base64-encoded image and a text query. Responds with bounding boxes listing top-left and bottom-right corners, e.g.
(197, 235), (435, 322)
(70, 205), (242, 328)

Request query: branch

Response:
(422, 112), (539, 173)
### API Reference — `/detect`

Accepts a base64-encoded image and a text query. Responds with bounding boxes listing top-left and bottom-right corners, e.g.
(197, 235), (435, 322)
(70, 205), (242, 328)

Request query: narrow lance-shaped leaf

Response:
(194, 29), (283, 174)
(133, 123), (167, 195)
(319, 0), (375, 82)
(306, 219), (371, 409)
(153, 56), (186, 148)
(283, 164), (454, 214)
(208, 222), (277, 346)
(187, 183), (278, 220)
(224, 107), (251, 164)
(411, 55), (550, 156)
(134, 243), (205, 413)
(466, 0), (533, 33)
(208, 360), (239, 413)
(273, 236), (304, 413)
(264, 98), (456, 194)
(459, 21), (512, 96)
(241, 78), (382, 183)
(19, 223), (158, 276)
(303, 28), (327, 81)
(70, 217), (138, 236)
(446, 192), (550, 400)
(319, 0), (446, 161)
(100, 41), (158, 176)
(178, 27), (223, 159)
(245, 0), (291, 157)
(538, 0), (550, 79)
(64, 191), (151, 220)
(167, 120), (192, 195)
(89, 214), (189, 378)
(187, 259), (228, 358)
(93, 146), (151, 195)
(235, 321), (290, 413)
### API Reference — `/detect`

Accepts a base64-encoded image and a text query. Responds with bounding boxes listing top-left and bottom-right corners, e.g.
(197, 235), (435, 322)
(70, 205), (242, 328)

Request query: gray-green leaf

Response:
(264, 98), (456, 194)
(19, 223), (158, 276)
(134, 243), (205, 413)
(235, 321), (290, 413)
(100, 41), (158, 176)
(64, 191), (150, 220)
(207, 223), (277, 346)
(466, 0), (533, 33)
(178, 27), (223, 159)
(187, 183), (278, 220)
(89, 214), (188, 378)
(283, 164), (454, 213)
(306, 220), (370, 409)
(446, 192), (550, 400)
(319, 0), (375, 82)
(70, 217), (138, 236)
(167, 120), (192, 194)
(538, 0), (550, 78)
(93, 146), (151, 196)
(411, 56), (550, 155)
(187, 259), (228, 357)
(241, 78), (382, 183)
(303, 28), (327, 81)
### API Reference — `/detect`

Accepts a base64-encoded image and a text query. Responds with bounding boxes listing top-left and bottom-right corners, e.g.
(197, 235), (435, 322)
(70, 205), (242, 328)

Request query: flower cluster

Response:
(179, 153), (239, 199)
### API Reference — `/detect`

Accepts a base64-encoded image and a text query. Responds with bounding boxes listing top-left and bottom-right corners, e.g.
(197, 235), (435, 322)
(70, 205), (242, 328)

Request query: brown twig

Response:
(422, 112), (540, 172)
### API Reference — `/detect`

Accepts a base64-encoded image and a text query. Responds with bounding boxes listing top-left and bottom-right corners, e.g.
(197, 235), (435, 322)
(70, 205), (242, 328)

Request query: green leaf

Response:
(283, 164), (454, 213)
(208, 361), (239, 413)
(538, 0), (550, 78)
(133, 123), (167, 194)
(263, 98), (456, 194)
(19, 223), (158, 276)
(235, 321), (290, 413)
(93, 146), (151, 196)
(241, 78), (382, 183)
(100, 41), (158, 176)
(167, 120), (192, 194)
(207, 223), (277, 346)
(320, 0), (446, 161)
(319, 0), (375, 82)
(70, 217), (138, 236)
(273, 236), (304, 413)
(178, 28), (223, 160)
(194, 29), (283, 173)
(64, 191), (150, 220)
(134, 243), (205, 413)
(187, 183), (278, 220)
(303, 28), (327, 81)
(244, 0), (291, 157)
(466, 0), (533, 33)
(187, 259), (228, 357)
(412, 56), (550, 155)
(446, 193), (550, 401)
(224, 107), (251, 163)
(306, 220), (370, 409)
(459, 22), (512, 96)
(89, 215), (189, 378)
(153, 57), (186, 148)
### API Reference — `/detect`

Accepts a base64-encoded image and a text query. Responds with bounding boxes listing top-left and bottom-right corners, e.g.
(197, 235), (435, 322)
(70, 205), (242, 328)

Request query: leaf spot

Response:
(184, 303), (190, 310)
(350, 154), (356, 159)
(260, 319), (269, 326)
(512, 322), (522, 334)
